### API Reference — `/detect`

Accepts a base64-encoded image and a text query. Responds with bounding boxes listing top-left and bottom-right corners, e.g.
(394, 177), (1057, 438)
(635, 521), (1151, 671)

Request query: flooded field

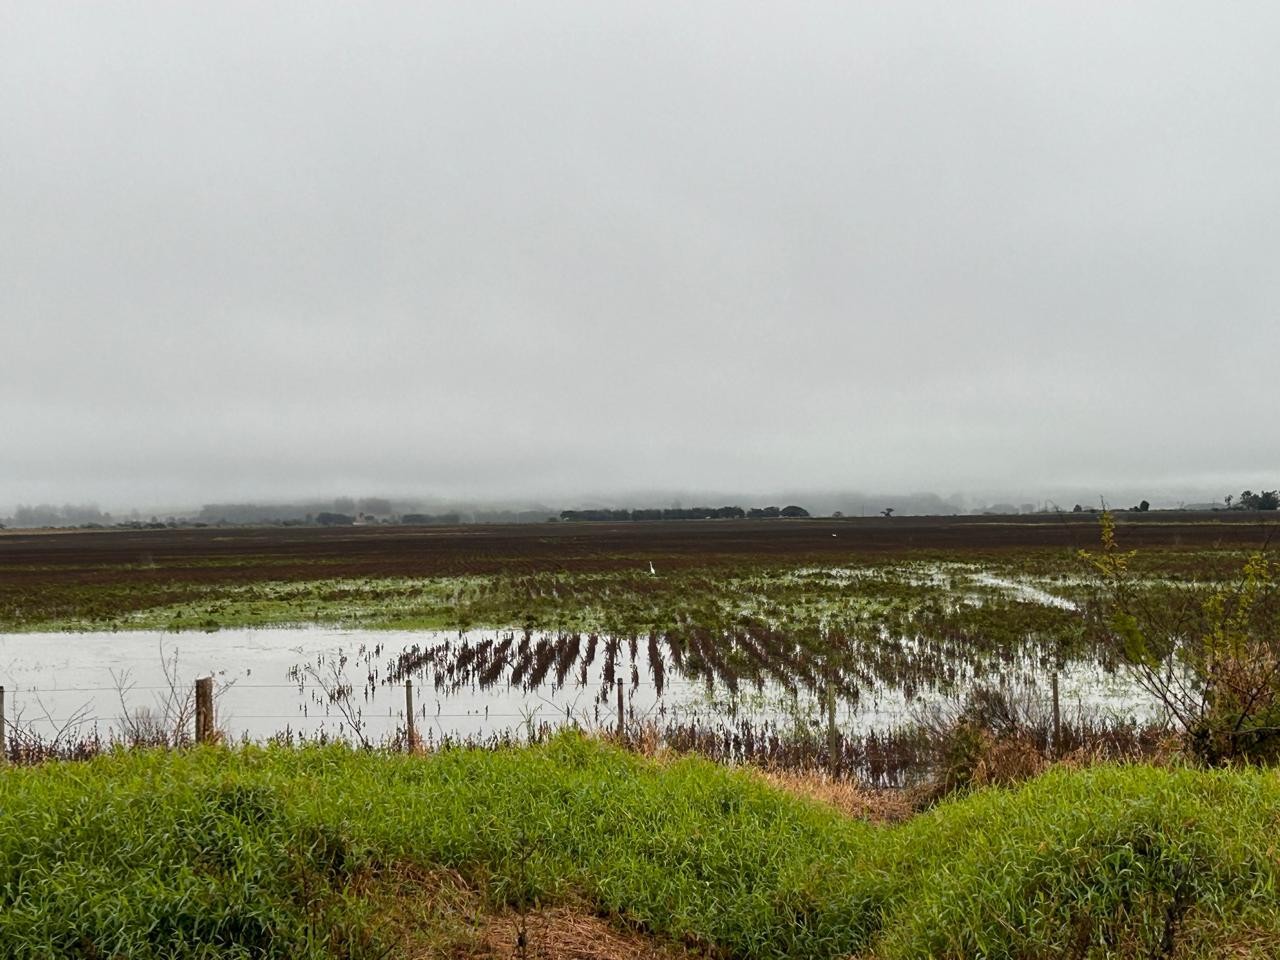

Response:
(0, 621), (1155, 749)
(4, 517), (1261, 779)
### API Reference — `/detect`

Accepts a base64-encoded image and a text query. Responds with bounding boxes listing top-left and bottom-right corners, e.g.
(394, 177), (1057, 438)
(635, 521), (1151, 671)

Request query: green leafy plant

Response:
(1084, 511), (1280, 764)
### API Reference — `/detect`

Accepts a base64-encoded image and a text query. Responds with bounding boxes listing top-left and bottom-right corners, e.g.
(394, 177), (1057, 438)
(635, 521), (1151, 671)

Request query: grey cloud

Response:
(3, 2), (1278, 513)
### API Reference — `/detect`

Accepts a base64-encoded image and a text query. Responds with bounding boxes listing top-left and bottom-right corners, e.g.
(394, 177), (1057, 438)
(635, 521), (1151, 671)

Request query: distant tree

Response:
(881, 507), (895, 518)
(1138, 500), (1150, 512)
(1237, 490), (1277, 510)
(1072, 504), (1084, 513)
(315, 512), (354, 526)
(780, 505), (810, 518)
(1225, 494), (1234, 510)
(831, 511), (844, 518)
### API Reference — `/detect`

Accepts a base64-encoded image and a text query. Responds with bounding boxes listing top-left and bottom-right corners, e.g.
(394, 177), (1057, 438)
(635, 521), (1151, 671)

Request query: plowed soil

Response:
(2, 513), (1273, 589)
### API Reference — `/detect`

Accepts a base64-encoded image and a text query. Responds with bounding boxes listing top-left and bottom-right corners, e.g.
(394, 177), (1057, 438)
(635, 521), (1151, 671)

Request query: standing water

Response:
(0, 625), (1158, 746)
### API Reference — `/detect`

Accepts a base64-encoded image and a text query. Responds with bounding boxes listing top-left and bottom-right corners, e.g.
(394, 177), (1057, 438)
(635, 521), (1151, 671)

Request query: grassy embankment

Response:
(2, 735), (1278, 959)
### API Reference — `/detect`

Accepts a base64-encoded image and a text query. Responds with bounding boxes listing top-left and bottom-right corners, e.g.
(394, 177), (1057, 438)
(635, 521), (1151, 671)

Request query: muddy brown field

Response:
(2, 512), (1273, 589)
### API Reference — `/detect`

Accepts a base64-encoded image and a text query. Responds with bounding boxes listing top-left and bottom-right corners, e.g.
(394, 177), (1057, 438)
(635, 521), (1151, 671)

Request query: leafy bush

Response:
(1084, 512), (1280, 765)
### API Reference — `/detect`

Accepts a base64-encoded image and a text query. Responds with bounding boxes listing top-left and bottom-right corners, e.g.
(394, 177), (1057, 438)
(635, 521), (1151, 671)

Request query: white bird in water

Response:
(648, 561), (656, 575)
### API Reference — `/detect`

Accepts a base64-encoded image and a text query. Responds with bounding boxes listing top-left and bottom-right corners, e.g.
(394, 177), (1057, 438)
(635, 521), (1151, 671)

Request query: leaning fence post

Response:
(405, 678), (418, 752)
(0, 685), (6, 763)
(194, 676), (214, 744)
(615, 677), (625, 742)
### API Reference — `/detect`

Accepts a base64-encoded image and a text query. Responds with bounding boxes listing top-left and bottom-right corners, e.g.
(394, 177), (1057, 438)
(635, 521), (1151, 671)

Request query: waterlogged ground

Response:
(7, 559), (1102, 635)
(0, 520), (1260, 638)
(4, 520), (1254, 753)
(0, 555), (1157, 752)
(0, 624), (1162, 752)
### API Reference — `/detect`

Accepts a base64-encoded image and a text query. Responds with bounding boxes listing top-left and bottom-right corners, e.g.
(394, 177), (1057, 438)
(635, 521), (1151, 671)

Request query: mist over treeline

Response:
(0, 499), (558, 529)
(1, 487), (1269, 530)
(5, 504), (116, 528)
(196, 498), (557, 526)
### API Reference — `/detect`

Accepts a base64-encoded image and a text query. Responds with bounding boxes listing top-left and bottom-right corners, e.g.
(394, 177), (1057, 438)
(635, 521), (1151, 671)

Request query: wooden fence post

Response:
(0, 685), (6, 763)
(826, 668), (839, 778)
(1051, 668), (1062, 757)
(194, 677), (214, 745)
(616, 678), (625, 741)
(405, 678), (418, 752)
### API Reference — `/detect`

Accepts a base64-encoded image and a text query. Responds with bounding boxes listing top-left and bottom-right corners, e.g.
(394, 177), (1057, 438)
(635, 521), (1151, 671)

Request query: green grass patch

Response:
(1, 737), (1278, 958)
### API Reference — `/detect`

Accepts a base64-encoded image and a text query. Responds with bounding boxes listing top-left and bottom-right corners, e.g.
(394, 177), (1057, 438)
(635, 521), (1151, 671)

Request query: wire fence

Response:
(0, 662), (1174, 791)
(0, 672), (1140, 728)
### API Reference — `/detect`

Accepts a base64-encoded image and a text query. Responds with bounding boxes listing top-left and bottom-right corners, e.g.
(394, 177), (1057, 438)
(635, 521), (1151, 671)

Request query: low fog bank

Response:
(2, 486), (1268, 530)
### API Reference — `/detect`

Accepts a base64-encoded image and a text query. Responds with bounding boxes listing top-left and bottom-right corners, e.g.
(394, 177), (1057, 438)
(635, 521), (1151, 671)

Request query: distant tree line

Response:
(1230, 490), (1279, 511)
(558, 505), (810, 522)
(1072, 502), (1151, 513)
(11, 503), (113, 527)
(400, 513), (462, 525)
(4, 499), (815, 530)
(197, 500), (392, 525)
(1065, 489), (1280, 514)
(192, 501), (554, 526)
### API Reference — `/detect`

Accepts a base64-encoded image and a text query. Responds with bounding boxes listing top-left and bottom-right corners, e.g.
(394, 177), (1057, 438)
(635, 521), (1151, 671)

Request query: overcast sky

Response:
(3, 2), (1278, 512)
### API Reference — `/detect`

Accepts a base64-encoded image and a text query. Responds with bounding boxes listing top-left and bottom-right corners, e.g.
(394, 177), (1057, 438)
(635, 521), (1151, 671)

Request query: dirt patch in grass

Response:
(376, 866), (702, 960)
(462, 908), (703, 960)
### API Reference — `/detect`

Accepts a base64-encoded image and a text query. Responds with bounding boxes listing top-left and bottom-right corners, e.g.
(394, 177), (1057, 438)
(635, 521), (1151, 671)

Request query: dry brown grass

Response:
(753, 768), (914, 823)
(969, 733), (1047, 787)
(1054, 731), (1186, 771)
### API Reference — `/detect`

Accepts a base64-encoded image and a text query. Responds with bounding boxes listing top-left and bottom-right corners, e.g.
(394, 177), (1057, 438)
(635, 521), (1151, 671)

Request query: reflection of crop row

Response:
(380, 612), (1100, 706)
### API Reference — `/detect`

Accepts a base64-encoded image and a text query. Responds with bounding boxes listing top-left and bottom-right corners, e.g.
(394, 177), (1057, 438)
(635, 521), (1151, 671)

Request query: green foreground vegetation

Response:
(2, 735), (1278, 959)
